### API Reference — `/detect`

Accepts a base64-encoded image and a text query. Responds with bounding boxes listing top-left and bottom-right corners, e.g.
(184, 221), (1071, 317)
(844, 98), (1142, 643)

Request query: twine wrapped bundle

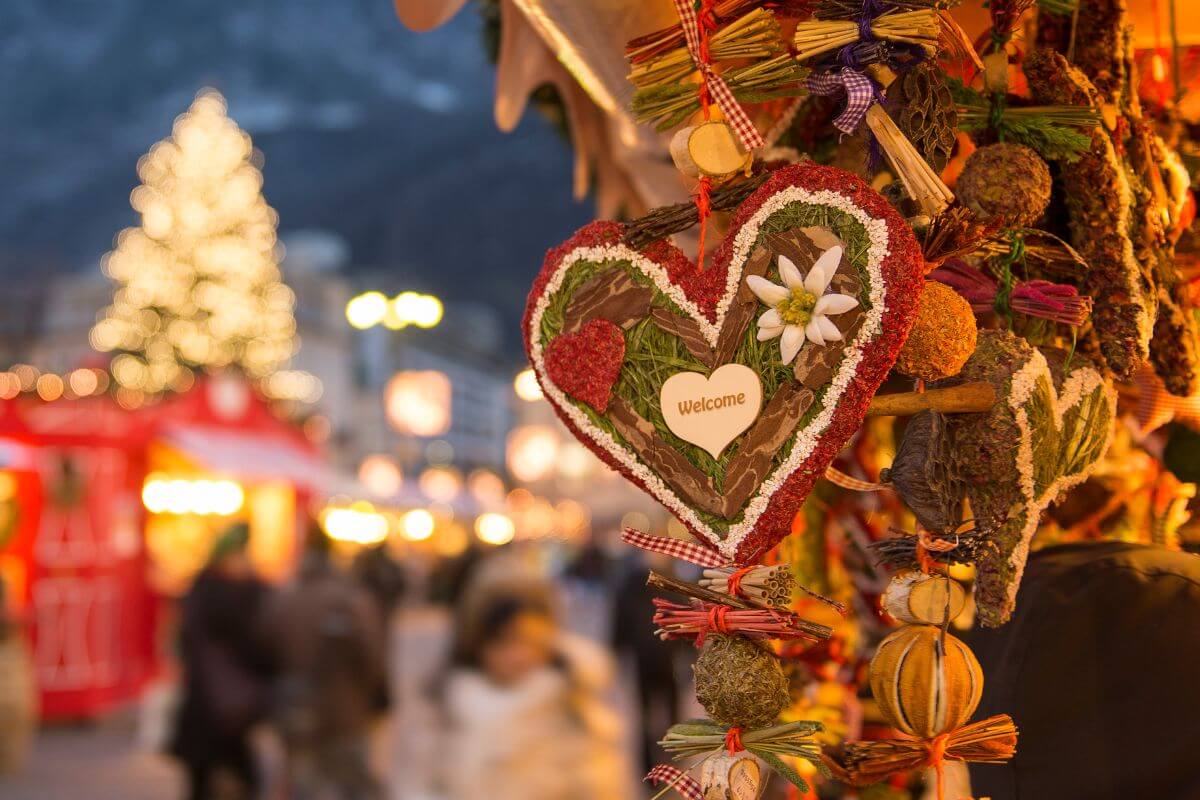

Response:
(652, 598), (833, 643)
(823, 714), (1018, 789)
(629, 8), (783, 89)
(700, 565), (795, 608)
(661, 719), (827, 794)
(791, 10), (941, 63)
(632, 54), (809, 131)
(865, 104), (954, 217)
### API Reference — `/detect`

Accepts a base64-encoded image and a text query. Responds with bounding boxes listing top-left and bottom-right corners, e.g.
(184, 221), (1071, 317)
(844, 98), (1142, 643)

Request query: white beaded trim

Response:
(528, 186), (890, 559)
(1006, 350), (1114, 609)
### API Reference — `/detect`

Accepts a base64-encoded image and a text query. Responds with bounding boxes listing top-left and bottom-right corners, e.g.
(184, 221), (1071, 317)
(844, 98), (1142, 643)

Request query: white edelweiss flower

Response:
(747, 245), (859, 365)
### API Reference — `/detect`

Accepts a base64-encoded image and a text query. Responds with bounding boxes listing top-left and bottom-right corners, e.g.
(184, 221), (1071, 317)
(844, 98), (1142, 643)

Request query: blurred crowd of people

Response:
(167, 524), (687, 800)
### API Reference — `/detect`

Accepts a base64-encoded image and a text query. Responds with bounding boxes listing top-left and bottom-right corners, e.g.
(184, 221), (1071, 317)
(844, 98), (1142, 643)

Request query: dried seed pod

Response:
(869, 625), (983, 738)
(881, 410), (965, 535)
(891, 62), (958, 173)
(694, 635), (789, 729)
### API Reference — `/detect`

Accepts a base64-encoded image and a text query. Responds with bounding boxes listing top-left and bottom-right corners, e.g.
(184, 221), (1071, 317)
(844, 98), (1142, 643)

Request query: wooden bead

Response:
(882, 572), (967, 625)
(869, 624), (983, 738)
(670, 121), (751, 178)
(701, 754), (764, 800)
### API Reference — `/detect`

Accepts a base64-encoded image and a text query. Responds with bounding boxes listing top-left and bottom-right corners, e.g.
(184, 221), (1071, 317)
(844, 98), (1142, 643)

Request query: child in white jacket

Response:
(440, 594), (630, 800)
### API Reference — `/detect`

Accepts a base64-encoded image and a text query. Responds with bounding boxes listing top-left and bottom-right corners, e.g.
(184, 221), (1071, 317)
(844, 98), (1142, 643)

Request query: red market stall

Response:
(0, 374), (332, 720)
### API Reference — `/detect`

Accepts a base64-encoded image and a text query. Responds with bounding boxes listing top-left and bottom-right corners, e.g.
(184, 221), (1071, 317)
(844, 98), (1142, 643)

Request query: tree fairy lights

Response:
(91, 89), (297, 395)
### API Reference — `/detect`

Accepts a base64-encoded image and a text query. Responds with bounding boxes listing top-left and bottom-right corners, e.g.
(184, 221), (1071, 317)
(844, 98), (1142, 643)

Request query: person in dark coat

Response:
(611, 550), (682, 777)
(967, 541), (1200, 800)
(259, 526), (388, 800)
(169, 523), (273, 800)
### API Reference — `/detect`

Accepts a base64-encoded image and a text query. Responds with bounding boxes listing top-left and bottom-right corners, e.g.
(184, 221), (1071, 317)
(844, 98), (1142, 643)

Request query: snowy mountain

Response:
(0, 0), (589, 351)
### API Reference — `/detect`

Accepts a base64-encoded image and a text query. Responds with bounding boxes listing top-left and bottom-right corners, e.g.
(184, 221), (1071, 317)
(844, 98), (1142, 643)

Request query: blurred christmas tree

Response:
(91, 89), (296, 397)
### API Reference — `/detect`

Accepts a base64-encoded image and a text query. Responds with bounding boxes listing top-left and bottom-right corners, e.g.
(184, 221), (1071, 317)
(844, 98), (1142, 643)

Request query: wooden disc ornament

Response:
(868, 625), (983, 738)
(701, 754), (764, 800)
(670, 121), (753, 178)
(881, 572), (967, 625)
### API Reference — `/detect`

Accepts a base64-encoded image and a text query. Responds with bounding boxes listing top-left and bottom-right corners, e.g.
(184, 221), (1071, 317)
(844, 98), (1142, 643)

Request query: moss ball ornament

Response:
(895, 281), (978, 381)
(694, 634), (789, 729)
(956, 142), (1052, 226)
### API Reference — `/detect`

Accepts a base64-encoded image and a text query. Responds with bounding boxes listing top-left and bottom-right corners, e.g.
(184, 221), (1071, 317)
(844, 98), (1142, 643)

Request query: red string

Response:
(695, 602), (730, 647)
(696, 176), (713, 272)
(923, 733), (950, 800)
(724, 726), (745, 755)
(693, 0), (716, 272)
(725, 566), (755, 600)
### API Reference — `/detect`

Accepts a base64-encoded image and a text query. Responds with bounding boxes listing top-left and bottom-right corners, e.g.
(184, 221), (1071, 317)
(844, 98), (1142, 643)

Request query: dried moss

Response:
(694, 634), (789, 729)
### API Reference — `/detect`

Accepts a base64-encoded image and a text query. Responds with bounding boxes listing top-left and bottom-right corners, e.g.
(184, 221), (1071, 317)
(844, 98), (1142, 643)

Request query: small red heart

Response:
(544, 319), (625, 412)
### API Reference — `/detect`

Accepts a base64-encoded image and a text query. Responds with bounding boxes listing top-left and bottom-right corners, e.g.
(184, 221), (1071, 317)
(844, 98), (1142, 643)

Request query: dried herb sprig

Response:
(632, 55), (809, 131)
(629, 8), (783, 89)
(661, 719), (827, 793)
(622, 171), (772, 249)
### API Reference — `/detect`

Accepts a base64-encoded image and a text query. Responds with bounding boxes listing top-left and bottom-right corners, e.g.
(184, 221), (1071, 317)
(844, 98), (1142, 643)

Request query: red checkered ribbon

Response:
(805, 68), (876, 135)
(671, 0), (765, 150)
(646, 764), (703, 800)
(824, 466), (889, 492)
(621, 527), (728, 568)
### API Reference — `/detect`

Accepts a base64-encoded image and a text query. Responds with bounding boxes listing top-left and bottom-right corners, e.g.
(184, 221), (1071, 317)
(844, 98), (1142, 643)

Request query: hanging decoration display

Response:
(398, 0), (1200, 795)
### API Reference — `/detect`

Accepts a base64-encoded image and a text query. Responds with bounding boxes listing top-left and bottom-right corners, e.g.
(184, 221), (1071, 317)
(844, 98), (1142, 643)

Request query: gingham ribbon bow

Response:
(621, 527), (728, 568)
(805, 68), (876, 135)
(672, 0), (765, 150)
(646, 764), (704, 800)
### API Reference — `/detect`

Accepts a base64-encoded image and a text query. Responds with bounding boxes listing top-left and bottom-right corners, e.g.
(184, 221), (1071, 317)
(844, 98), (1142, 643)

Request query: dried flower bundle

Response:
(931, 260), (1093, 326)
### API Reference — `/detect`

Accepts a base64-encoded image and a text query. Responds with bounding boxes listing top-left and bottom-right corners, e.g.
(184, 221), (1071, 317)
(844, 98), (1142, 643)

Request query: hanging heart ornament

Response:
(523, 164), (924, 564)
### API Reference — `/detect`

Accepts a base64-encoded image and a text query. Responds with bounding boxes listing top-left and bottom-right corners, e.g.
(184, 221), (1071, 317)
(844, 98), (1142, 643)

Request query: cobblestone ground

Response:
(0, 713), (181, 800)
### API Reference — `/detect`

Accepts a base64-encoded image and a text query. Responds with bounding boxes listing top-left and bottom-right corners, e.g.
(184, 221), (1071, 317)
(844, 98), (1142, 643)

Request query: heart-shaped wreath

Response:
(523, 163), (924, 564)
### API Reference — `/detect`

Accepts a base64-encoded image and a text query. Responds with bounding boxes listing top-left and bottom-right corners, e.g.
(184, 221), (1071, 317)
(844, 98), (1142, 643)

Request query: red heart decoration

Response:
(543, 318), (625, 412)
(523, 164), (923, 564)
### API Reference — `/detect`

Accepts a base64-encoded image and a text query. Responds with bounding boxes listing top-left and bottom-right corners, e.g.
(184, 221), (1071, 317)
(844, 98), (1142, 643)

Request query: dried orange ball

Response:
(896, 281), (978, 381)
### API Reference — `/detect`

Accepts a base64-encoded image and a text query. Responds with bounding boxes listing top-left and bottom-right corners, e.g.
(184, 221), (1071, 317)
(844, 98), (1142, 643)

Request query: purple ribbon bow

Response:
(805, 68), (877, 136)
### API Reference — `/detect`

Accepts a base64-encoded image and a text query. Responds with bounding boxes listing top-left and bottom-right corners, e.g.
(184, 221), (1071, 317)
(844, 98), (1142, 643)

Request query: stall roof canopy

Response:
(161, 423), (335, 490)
